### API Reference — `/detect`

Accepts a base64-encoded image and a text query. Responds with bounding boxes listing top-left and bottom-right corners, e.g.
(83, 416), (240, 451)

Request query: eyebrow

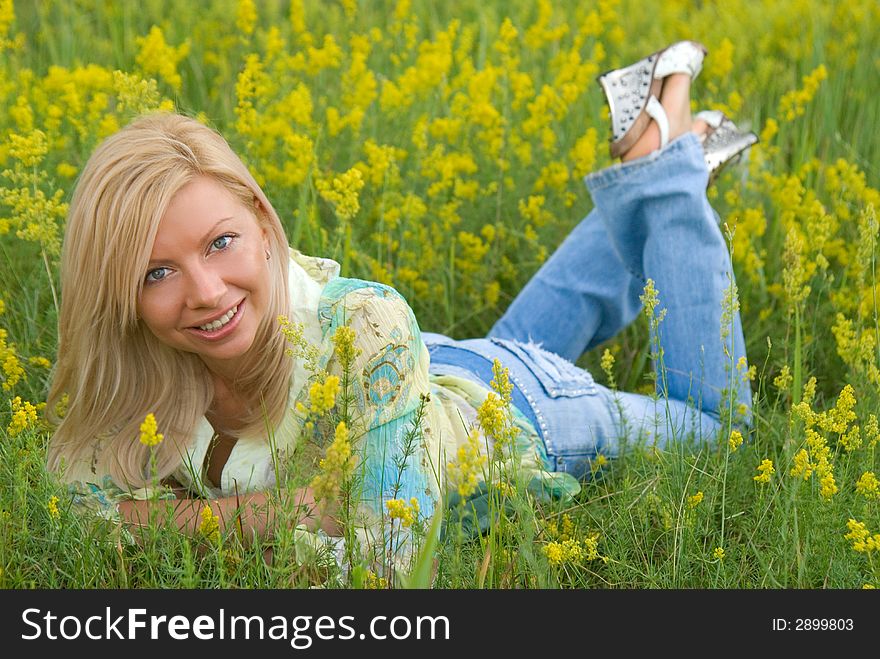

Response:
(147, 217), (236, 267)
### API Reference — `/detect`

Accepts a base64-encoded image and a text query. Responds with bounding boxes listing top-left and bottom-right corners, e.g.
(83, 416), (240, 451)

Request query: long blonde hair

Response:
(46, 113), (293, 489)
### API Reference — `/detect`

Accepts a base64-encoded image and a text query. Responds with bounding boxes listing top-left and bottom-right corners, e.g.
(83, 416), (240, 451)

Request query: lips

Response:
(186, 298), (246, 341)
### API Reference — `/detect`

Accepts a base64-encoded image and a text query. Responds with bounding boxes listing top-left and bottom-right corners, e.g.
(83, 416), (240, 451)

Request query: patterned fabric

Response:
(63, 249), (579, 561)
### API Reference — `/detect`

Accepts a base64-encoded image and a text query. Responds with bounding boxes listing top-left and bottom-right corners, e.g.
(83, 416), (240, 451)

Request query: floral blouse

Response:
(64, 248), (580, 564)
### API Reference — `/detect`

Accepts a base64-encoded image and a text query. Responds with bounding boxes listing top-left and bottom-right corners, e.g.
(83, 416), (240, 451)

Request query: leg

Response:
(585, 132), (750, 420)
(487, 207), (643, 363)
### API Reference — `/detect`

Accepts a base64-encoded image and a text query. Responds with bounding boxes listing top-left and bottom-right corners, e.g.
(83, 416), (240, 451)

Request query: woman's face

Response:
(137, 176), (272, 378)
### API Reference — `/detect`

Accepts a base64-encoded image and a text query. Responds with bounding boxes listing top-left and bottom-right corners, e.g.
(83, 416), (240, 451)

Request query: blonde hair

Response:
(46, 113), (293, 489)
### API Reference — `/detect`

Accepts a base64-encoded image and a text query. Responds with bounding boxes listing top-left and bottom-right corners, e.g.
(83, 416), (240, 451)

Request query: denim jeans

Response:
(424, 133), (751, 480)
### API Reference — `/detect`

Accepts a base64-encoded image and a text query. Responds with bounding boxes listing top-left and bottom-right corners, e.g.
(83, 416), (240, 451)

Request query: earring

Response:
(265, 249), (271, 261)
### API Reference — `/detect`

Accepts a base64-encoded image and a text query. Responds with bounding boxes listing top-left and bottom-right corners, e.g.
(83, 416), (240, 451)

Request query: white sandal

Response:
(598, 41), (707, 159)
(696, 110), (759, 184)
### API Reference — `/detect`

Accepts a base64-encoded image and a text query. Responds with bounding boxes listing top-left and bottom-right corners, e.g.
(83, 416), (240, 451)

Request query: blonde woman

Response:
(48, 40), (755, 564)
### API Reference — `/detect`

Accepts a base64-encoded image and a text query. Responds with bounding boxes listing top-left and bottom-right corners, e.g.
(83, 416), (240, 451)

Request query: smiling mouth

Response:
(195, 305), (239, 332)
(189, 299), (245, 335)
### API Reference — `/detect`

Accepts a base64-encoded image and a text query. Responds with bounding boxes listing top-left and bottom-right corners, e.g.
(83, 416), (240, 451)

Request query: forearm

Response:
(117, 486), (340, 543)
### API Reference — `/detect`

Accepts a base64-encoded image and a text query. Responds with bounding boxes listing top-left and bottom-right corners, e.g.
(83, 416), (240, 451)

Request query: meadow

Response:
(1, 0), (879, 588)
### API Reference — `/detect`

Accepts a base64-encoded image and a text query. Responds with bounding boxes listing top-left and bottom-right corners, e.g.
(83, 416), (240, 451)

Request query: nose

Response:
(184, 262), (227, 310)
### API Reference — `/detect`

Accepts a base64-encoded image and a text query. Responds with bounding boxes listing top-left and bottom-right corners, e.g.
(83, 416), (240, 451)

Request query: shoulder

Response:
(318, 278), (418, 342)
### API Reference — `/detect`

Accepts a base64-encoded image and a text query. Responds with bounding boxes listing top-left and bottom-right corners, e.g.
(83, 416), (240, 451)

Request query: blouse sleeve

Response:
(314, 278), (438, 567)
(65, 474), (177, 525)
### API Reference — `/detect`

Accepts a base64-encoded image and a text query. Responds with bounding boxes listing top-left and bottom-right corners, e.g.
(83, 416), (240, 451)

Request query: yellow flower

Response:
(855, 472), (879, 500)
(308, 376), (340, 416)
(47, 495), (60, 520)
(779, 64), (828, 121)
(7, 396), (38, 436)
(865, 414), (879, 448)
(591, 453), (608, 473)
(790, 448), (813, 480)
(687, 491), (704, 508)
(236, 0), (257, 36)
(773, 365), (793, 391)
(446, 427), (486, 499)
(844, 519), (880, 554)
(139, 413), (164, 447)
(543, 538), (584, 566)
(385, 497), (420, 528)
(600, 348), (615, 387)
(754, 459), (775, 484)
(331, 325), (361, 373)
(28, 356), (51, 368)
(712, 546), (725, 561)
(316, 168), (365, 221)
(363, 570), (387, 589)
(135, 26), (190, 91)
(198, 504), (221, 544)
(310, 421), (357, 502)
(728, 429), (744, 452)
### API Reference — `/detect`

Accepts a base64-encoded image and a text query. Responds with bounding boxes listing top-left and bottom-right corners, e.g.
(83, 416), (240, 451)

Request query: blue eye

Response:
(145, 267), (169, 283)
(211, 235), (233, 251)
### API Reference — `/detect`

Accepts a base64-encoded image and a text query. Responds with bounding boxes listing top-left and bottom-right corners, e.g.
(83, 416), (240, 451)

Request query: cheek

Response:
(137, 294), (175, 333)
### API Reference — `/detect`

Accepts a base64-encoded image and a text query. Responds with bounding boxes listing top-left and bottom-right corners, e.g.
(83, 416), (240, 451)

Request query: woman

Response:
(46, 40), (755, 565)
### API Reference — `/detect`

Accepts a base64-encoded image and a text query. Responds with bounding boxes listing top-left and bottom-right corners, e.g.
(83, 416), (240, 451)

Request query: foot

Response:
(621, 73), (693, 162)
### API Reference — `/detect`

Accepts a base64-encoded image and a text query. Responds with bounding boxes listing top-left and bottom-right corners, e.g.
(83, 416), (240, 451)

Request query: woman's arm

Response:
(117, 486), (341, 544)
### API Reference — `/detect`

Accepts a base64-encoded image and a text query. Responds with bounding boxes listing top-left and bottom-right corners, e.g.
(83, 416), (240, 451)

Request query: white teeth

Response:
(198, 305), (238, 332)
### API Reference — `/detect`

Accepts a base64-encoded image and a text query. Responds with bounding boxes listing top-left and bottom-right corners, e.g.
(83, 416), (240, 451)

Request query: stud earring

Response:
(265, 249), (271, 260)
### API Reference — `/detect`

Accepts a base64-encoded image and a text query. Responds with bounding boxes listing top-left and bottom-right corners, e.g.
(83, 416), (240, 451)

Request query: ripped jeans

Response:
(424, 133), (751, 479)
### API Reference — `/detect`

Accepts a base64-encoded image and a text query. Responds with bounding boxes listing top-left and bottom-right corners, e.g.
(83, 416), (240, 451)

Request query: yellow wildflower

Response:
(198, 504), (221, 544)
(47, 495), (60, 520)
(819, 384), (856, 435)
(316, 168), (365, 221)
(844, 519), (880, 554)
(712, 546), (725, 561)
(728, 429), (744, 452)
(310, 421), (357, 502)
(779, 64), (828, 121)
(363, 570), (387, 589)
(591, 453), (608, 473)
(773, 365), (793, 391)
(7, 396), (38, 437)
(28, 356), (51, 368)
(331, 325), (361, 373)
(687, 491), (704, 508)
(600, 349), (615, 388)
(855, 472), (879, 500)
(385, 497), (420, 528)
(865, 414), (879, 448)
(447, 427), (486, 499)
(139, 413), (164, 447)
(236, 0), (257, 36)
(135, 26), (190, 91)
(543, 538), (583, 566)
(308, 376), (339, 416)
(839, 425), (861, 452)
(754, 459), (775, 484)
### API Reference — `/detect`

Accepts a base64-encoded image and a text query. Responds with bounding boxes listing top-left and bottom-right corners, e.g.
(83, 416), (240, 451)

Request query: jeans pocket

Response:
(489, 338), (597, 398)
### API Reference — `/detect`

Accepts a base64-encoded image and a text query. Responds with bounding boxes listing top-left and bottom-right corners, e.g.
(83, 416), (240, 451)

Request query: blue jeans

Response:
(425, 133), (751, 479)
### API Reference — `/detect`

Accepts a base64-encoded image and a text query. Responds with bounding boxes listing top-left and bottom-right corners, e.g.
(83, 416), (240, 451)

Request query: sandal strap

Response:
(645, 95), (670, 149)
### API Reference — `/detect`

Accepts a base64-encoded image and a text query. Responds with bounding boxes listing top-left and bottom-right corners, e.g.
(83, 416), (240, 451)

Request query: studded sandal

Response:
(598, 40), (708, 159)
(696, 110), (759, 184)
